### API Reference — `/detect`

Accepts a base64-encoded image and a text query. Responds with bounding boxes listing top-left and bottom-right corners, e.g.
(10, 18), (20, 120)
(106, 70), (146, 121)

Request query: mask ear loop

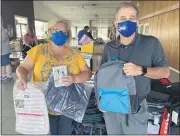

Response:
(47, 28), (52, 41)
(65, 31), (70, 47)
(65, 31), (69, 37)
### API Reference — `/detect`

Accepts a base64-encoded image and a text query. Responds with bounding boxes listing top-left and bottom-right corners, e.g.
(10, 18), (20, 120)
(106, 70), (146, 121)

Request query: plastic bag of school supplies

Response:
(13, 82), (49, 134)
(44, 74), (92, 123)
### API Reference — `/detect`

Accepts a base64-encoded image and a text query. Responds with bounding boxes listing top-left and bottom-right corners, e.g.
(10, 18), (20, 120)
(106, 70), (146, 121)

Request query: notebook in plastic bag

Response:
(44, 74), (92, 123)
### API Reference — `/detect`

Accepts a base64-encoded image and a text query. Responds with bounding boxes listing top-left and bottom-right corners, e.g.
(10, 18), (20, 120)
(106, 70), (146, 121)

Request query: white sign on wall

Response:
(143, 23), (150, 35)
(137, 23), (149, 35)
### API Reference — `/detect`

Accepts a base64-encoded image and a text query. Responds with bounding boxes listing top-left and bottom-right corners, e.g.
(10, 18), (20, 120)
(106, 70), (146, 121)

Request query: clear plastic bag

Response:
(44, 74), (92, 123)
(79, 34), (93, 45)
(13, 81), (49, 134)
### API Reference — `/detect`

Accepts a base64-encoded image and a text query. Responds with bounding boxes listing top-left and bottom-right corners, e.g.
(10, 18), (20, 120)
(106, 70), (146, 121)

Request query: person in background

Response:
(109, 28), (116, 41)
(100, 2), (170, 135)
(22, 27), (37, 58)
(87, 30), (95, 40)
(109, 31), (113, 41)
(78, 26), (89, 44)
(16, 19), (92, 135)
(0, 20), (13, 82)
(43, 31), (48, 40)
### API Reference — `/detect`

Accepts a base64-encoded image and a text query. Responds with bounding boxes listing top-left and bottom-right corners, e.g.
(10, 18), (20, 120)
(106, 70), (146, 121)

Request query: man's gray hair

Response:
(115, 2), (139, 20)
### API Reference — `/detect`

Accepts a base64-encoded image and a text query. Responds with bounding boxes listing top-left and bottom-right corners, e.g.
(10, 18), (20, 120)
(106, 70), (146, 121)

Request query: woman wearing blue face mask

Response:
(16, 19), (92, 135)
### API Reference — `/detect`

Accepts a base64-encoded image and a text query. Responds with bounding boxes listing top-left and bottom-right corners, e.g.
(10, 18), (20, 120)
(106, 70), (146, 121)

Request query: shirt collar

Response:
(114, 32), (140, 47)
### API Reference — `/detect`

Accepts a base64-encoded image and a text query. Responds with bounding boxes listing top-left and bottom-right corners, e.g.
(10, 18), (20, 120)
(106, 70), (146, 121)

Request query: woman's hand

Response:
(60, 75), (75, 86)
(60, 65), (91, 86)
(16, 77), (27, 91)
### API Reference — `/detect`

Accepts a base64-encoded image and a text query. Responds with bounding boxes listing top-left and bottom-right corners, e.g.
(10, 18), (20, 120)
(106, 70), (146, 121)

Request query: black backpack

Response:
(150, 78), (180, 102)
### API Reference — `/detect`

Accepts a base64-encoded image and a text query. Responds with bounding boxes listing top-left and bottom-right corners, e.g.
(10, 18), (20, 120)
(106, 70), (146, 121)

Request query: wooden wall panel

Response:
(159, 1), (172, 10)
(154, 1), (161, 12)
(169, 10), (179, 71)
(171, 1), (179, 6)
(140, 9), (179, 70)
(138, 1), (179, 17)
(139, 1), (155, 17)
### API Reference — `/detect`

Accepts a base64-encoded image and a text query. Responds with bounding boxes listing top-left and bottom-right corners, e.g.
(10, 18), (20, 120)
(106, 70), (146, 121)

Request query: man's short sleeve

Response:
(152, 38), (169, 67)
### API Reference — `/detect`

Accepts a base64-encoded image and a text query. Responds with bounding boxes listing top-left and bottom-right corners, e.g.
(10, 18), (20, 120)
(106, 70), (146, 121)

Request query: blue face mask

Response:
(118, 20), (137, 37)
(51, 31), (68, 46)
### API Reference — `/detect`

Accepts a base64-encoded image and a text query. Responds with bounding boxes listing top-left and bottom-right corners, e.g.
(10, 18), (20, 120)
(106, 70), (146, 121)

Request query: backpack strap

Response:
(108, 57), (120, 62)
(108, 57), (127, 76)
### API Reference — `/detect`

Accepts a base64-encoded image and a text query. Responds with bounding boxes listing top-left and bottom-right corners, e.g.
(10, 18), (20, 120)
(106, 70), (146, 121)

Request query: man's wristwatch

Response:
(141, 66), (147, 76)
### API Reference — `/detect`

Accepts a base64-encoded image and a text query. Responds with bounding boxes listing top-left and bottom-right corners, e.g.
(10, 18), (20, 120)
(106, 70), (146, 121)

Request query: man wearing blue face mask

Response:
(100, 2), (170, 135)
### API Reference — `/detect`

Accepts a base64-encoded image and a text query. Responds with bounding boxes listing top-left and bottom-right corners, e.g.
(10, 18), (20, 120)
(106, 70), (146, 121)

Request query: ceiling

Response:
(40, 1), (130, 28)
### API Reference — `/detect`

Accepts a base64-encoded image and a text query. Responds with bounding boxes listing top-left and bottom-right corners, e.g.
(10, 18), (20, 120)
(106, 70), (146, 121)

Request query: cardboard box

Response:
(93, 44), (104, 54)
(81, 53), (92, 69)
(80, 43), (94, 54)
(92, 55), (102, 72)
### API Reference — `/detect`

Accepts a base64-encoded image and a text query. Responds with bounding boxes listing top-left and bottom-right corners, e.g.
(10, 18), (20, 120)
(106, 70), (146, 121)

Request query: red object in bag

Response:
(159, 108), (170, 135)
(160, 78), (171, 85)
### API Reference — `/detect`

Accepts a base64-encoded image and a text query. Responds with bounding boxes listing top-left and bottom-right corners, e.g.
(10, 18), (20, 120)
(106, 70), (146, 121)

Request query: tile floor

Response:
(0, 70), (179, 135)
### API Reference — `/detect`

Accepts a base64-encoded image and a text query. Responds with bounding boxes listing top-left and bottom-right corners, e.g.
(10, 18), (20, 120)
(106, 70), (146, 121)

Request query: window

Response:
(71, 27), (76, 38)
(137, 23), (149, 35)
(137, 24), (144, 34)
(92, 30), (97, 39)
(143, 23), (149, 35)
(35, 20), (48, 39)
(21, 24), (27, 36)
(77, 27), (84, 34)
(14, 15), (28, 38)
(15, 24), (21, 38)
(97, 28), (108, 40)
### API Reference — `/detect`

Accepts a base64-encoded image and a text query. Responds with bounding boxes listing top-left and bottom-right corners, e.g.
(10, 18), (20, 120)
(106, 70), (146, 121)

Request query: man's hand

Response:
(60, 75), (75, 86)
(123, 63), (143, 76)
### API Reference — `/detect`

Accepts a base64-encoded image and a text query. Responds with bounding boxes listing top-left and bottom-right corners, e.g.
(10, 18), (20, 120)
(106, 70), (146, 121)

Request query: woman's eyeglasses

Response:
(52, 29), (68, 35)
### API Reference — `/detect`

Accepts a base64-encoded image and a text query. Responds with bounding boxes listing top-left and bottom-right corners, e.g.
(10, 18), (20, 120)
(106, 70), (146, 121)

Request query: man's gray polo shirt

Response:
(101, 33), (169, 102)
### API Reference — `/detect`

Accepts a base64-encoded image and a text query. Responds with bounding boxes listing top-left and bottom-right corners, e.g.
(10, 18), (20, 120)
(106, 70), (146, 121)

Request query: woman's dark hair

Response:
(27, 27), (34, 37)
